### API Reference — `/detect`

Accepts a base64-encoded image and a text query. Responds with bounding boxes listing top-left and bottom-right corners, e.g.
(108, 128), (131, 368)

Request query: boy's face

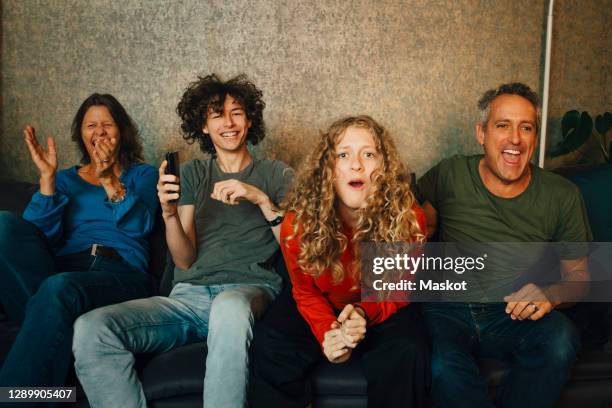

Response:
(203, 94), (252, 155)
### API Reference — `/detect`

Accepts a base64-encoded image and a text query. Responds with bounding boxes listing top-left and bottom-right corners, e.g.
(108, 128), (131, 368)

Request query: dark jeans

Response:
(0, 211), (151, 387)
(249, 288), (430, 408)
(422, 302), (580, 408)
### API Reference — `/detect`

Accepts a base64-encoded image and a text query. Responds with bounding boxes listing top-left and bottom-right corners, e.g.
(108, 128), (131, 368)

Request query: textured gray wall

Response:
(1, 0), (609, 182)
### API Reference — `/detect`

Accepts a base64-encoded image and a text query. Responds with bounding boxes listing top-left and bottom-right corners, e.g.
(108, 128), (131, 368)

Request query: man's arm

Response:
(549, 256), (590, 305)
(505, 257), (589, 321)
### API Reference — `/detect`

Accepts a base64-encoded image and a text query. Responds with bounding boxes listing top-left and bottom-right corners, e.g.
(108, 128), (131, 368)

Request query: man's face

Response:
(203, 94), (251, 155)
(477, 94), (538, 187)
(333, 126), (382, 214)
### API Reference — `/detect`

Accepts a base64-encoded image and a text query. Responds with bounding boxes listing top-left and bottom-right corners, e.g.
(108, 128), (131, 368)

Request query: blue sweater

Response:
(23, 163), (159, 272)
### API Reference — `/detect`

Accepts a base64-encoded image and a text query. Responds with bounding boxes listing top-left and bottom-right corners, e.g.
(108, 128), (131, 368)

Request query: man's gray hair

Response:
(478, 82), (541, 133)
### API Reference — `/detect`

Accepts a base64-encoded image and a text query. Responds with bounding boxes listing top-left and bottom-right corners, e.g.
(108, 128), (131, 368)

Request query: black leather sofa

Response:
(1, 167), (612, 407)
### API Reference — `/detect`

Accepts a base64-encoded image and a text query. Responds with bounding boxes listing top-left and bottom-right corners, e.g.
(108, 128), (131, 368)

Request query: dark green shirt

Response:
(175, 158), (294, 289)
(417, 154), (592, 299)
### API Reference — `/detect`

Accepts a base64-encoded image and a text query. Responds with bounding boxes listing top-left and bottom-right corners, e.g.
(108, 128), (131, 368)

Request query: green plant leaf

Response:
(579, 111), (593, 136)
(558, 113), (591, 153)
(595, 112), (612, 136)
(562, 110), (580, 138)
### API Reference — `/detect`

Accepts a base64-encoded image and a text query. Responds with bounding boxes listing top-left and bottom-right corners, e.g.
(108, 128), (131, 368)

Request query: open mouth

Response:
(348, 180), (365, 189)
(502, 149), (521, 165)
(221, 131), (239, 138)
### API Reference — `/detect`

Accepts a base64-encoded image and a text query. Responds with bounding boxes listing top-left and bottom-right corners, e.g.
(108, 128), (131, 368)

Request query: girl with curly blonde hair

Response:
(250, 115), (429, 408)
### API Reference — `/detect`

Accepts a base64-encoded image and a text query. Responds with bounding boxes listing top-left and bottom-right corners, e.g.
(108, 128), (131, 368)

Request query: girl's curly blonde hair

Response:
(283, 115), (425, 284)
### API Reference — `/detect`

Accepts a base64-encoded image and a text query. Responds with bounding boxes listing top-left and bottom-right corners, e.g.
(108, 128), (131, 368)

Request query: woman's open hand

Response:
(24, 126), (57, 178)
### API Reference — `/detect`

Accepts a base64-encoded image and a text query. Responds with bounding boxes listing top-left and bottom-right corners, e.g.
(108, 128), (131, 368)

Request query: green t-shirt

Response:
(417, 154), (592, 299)
(174, 158), (294, 289)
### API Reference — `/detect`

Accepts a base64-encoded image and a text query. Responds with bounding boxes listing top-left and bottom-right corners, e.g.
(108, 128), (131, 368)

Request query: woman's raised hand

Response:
(24, 126), (58, 178)
(92, 137), (119, 179)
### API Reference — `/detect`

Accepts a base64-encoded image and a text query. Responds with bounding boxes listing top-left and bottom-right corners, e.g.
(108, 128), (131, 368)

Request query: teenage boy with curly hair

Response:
(72, 74), (293, 408)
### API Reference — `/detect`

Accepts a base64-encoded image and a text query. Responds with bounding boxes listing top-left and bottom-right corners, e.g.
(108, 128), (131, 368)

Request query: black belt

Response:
(90, 244), (123, 262)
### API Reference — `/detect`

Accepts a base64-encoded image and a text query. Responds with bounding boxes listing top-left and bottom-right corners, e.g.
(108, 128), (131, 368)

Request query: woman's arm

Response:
(281, 215), (338, 345)
(103, 164), (159, 238)
(354, 204), (427, 325)
(22, 126), (68, 245)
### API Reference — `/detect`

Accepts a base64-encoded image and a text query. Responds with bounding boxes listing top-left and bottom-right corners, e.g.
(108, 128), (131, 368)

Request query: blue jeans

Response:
(422, 302), (580, 408)
(73, 281), (277, 408)
(0, 211), (151, 387)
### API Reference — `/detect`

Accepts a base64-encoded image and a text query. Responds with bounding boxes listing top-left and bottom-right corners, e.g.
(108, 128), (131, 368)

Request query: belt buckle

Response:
(91, 243), (101, 256)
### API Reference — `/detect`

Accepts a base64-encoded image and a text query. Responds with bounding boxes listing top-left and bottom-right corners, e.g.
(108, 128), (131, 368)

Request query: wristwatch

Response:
(266, 214), (284, 227)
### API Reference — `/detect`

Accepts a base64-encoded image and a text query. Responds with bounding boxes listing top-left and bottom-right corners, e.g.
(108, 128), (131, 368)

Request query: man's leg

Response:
(478, 305), (580, 408)
(73, 286), (209, 408)
(249, 288), (321, 408)
(358, 305), (430, 408)
(422, 303), (494, 408)
(0, 259), (149, 387)
(0, 211), (56, 324)
(203, 284), (277, 408)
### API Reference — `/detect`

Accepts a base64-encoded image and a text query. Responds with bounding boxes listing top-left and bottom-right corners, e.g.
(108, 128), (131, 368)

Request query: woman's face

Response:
(80, 105), (120, 162)
(332, 126), (382, 216)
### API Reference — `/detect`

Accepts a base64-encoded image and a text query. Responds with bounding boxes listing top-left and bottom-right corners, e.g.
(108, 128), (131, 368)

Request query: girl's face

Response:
(333, 126), (382, 218)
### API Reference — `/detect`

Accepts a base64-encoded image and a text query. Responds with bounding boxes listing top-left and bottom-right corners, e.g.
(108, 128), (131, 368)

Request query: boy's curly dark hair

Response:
(176, 74), (266, 156)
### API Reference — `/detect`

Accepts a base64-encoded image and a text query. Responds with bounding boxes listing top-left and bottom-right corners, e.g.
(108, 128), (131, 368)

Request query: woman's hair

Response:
(71, 93), (144, 168)
(176, 74), (266, 157)
(284, 115), (425, 283)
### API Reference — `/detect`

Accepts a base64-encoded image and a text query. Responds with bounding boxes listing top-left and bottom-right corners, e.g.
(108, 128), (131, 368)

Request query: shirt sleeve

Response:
(23, 193), (69, 247)
(22, 171), (70, 247)
(554, 183), (593, 259)
(416, 161), (442, 207)
(104, 164), (160, 239)
(354, 204), (427, 325)
(178, 160), (201, 207)
(281, 213), (337, 346)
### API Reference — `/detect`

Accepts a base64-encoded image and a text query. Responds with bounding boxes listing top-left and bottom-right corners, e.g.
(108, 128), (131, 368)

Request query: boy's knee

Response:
(210, 290), (256, 327)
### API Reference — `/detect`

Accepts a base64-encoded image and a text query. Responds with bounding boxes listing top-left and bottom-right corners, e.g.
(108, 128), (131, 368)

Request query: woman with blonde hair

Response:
(250, 115), (429, 407)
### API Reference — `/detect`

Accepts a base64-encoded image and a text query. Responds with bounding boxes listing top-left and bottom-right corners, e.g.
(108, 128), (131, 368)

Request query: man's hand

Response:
(211, 179), (267, 206)
(504, 283), (555, 321)
(322, 322), (352, 363)
(337, 304), (367, 348)
(158, 160), (180, 219)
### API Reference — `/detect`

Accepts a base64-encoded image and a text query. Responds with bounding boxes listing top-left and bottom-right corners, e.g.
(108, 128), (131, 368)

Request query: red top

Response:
(280, 206), (427, 346)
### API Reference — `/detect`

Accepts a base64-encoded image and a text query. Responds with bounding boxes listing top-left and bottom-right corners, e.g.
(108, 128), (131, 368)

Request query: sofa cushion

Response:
(2, 180), (38, 214)
(311, 358), (367, 396)
(565, 164), (612, 242)
(140, 342), (207, 400)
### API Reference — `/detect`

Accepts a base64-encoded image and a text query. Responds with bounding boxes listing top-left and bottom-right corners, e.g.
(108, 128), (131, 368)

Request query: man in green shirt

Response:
(73, 74), (293, 408)
(417, 83), (591, 407)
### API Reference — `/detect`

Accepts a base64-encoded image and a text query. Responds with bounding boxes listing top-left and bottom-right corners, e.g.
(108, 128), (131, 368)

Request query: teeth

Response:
(503, 149), (520, 155)
(221, 132), (238, 137)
